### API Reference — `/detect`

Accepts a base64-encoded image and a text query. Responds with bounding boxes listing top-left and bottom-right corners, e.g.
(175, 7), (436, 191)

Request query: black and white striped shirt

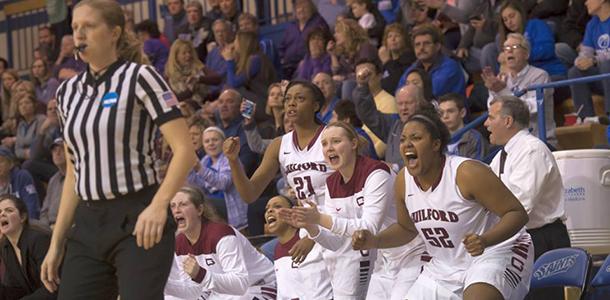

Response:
(56, 60), (182, 201)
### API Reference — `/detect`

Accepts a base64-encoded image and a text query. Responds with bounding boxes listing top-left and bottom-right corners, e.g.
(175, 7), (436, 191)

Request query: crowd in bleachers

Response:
(0, 0), (609, 298)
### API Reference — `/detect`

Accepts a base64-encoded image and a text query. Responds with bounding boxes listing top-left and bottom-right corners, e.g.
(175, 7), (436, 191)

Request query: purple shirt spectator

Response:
(143, 39), (169, 75)
(278, 13), (329, 78)
(294, 53), (332, 81)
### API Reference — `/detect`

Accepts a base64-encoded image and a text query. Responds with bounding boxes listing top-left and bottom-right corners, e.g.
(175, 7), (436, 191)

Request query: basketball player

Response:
(223, 80), (333, 295)
(164, 186), (276, 300)
(265, 195), (333, 299)
(353, 109), (534, 300)
(286, 122), (427, 300)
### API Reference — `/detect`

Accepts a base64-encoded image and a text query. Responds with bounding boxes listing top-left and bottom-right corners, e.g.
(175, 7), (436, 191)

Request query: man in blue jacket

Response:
(396, 24), (466, 98)
(0, 147), (40, 219)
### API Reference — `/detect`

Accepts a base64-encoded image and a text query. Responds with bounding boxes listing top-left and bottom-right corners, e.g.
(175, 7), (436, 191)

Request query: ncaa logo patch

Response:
(101, 92), (119, 108)
(533, 254), (578, 280)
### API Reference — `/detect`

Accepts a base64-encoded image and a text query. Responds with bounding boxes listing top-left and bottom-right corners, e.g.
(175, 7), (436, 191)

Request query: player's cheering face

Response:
(170, 192), (204, 233)
(265, 196), (293, 235)
(283, 84), (319, 124)
(400, 121), (441, 177)
(321, 126), (358, 173)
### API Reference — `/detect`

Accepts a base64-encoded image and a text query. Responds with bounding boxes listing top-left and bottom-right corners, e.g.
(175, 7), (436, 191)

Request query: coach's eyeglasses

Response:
(502, 44), (525, 52)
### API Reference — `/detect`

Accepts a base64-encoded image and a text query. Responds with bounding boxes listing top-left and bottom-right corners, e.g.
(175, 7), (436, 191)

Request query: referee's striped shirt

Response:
(56, 59), (182, 201)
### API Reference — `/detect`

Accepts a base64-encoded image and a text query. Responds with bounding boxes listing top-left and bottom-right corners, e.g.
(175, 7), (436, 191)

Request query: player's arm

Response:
(457, 160), (528, 255)
(223, 136), (281, 203)
(353, 168), (418, 249)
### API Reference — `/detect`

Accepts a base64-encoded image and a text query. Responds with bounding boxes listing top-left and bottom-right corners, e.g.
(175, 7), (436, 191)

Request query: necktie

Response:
(499, 149), (507, 179)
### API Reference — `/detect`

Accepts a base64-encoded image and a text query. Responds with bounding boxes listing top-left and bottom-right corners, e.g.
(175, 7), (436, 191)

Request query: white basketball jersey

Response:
(278, 126), (332, 206)
(405, 155), (520, 284)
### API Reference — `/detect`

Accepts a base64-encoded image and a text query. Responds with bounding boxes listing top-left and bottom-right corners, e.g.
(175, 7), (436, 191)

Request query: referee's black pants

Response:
(58, 185), (176, 300)
(525, 219), (571, 300)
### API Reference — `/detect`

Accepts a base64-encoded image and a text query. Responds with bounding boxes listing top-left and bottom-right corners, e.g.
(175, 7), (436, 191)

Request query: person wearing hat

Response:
(38, 138), (65, 229)
(0, 146), (40, 219)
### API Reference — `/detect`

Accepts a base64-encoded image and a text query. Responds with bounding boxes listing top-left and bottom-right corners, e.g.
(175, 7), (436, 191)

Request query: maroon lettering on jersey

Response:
(411, 208), (459, 224)
(285, 162), (328, 175)
(504, 234), (532, 289)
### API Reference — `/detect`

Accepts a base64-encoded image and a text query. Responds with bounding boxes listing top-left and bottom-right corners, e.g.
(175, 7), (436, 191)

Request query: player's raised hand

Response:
(222, 137), (240, 161)
(463, 233), (486, 257)
(291, 199), (320, 226)
(352, 230), (377, 250)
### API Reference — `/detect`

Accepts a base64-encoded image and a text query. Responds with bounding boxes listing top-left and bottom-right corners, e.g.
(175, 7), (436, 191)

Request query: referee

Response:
(39, 0), (197, 299)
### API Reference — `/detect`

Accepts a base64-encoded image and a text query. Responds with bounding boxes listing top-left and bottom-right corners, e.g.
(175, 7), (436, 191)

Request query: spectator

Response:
(350, 0), (377, 42)
(481, 0), (566, 78)
(163, 0), (188, 43)
(312, 72), (340, 124)
(553, 2), (586, 68)
(294, 28), (332, 81)
(188, 126), (248, 230)
(52, 35), (86, 78)
(38, 138), (65, 229)
(521, 0), (569, 30)
(0, 195), (54, 299)
(14, 95), (47, 161)
(30, 58), (60, 105)
(188, 117), (209, 159)
(166, 39), (221, 104)
(454, 13), (498, 74)
(219, 0), (240, 29)
(315, 0), (346, 30)
(205, 0), (223, 21)
(214, 89), (259, 177)
(1, 69), (19, 124)
(206, 19), (235, 96)
(438, 93), (487, 160)
(401, 67), (435, 102)
(353, 59), (397, 159)
(122, 6), (136, 33)
(23, 99), (60, 185)
(0, 147), (40, 219)
(135, 20), (170, 75)
(328, 18), (378, 97)
(379, 23), (416, 94)
(238, 13), (281, 75)
(568, 0), (610, 119)
(264, 82), (285, 134)
(279, 0), (330, 79)
(331, 100), (378, 159)
(224, 31), (277, 123)
(38, 26), (59, 63)
(353, 80), (428, 170)
(397, 24), (466, 98)
(483, 33), (557, 145)
(177, 1), (214, 63)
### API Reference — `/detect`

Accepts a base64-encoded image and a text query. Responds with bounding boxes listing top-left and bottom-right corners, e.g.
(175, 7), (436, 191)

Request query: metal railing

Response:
(452, 72), (610, 145)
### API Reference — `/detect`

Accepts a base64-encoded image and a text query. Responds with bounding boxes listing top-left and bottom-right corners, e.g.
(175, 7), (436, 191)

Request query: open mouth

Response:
(405, 151), (418, 167)
(328, 154), (339, 165)
(506, 55), (516, 62)
(174, 216), (186, 227)
(266, 215), (277, 226)
(286, 109), (297, 117)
